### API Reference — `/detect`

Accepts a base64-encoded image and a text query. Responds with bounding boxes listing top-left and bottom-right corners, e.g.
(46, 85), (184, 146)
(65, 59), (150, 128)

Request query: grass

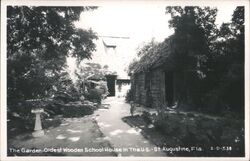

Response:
(122, 110), (244, 157)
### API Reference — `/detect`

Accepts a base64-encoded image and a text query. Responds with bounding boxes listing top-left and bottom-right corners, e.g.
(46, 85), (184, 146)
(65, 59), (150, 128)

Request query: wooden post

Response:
(31, 108), (44, 137)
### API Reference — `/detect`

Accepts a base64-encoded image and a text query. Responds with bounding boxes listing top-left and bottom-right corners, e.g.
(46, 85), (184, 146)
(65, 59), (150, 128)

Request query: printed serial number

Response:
(210, 146), (232, 151)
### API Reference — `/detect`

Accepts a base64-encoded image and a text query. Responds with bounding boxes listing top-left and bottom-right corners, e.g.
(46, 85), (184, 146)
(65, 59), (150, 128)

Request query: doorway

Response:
(105, 75), (117, 96)
(165, 71), (174, 106)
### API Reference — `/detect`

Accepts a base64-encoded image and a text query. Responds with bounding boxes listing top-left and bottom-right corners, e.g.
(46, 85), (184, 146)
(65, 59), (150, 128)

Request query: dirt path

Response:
(93, 97), (166, 157)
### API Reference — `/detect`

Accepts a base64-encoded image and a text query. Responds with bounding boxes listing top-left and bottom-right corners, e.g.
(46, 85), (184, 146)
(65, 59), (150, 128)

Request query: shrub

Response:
(125, 89), (133, 102)
(154, 113), (183, 136)
(141, 111), (152, 124)
(85, 89), (102, 103)
(153, 112), (244, 156)
(54, 92), (76, 103)
(7, 100), (62, 137)
(7, 102), (34, 137)
(42, 115), (62, 129)
(62, 103), (94, 118)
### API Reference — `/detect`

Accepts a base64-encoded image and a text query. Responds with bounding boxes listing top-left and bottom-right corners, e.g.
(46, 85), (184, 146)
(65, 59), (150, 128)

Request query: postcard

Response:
(1, 0), (249, 161)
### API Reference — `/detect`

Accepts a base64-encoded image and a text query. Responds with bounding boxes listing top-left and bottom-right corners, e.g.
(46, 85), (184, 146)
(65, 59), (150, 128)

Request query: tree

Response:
(211, 7), (245, 113)
(166, 6), (218, 73)
(165, 6), (218, 108)
(165, 6), (245, 114)
(7, 6), (98, 100)
(74, 63), (116, 95)
(127, 58), (139, 75)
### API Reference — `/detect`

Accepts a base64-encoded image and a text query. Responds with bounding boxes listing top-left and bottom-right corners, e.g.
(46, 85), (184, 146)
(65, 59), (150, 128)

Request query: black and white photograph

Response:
(1, 0), (249, 160)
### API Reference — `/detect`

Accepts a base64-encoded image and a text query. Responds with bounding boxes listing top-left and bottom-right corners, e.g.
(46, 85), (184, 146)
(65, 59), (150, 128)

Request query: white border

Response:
(1, 0), (249, 161)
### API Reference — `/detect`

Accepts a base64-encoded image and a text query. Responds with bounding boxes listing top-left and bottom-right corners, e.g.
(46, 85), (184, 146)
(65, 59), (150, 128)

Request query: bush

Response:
(85, 89), (102, 103)
(154, 113), (183, 136)
(7, 101), (34, 137)
(62, 103), (95, 118)
(42, 99), (70, 117)
(141, 111), (152, 124)
(7, 100), (63, 137)
(153, 112), (244, 156)
(125, 89), (133, 102)
(54, 92), (76, 104)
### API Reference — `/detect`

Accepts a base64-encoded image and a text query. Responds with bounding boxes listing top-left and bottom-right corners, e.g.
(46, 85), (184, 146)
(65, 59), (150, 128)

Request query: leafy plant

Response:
(85, 89), (102, 104)
(7, 6), (98, 101)
(125, 89), (134, 102)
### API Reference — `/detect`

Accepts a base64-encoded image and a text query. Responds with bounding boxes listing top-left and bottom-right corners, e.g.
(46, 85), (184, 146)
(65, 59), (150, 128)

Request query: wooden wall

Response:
(132, 69), (165, 108)
(131, 68), (189, 109)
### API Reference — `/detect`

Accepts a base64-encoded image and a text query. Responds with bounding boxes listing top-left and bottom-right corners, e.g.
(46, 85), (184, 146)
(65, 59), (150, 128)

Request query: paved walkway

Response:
(94, 97), (166, 157)
(8, 116), (116, 156)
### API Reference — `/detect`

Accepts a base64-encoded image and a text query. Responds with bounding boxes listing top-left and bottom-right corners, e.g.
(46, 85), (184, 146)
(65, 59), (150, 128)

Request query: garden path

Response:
(93, 96), (166, 157)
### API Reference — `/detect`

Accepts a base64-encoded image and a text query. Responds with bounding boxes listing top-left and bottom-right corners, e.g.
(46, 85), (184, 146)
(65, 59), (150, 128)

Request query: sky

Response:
(68, 4), (237, 80)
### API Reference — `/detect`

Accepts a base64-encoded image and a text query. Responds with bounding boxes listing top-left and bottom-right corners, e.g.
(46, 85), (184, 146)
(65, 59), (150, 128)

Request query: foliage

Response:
(75, 63), (105, 80)
(46, 70), (82, 102)
(62, 103), (95, 118)
(128, 39), (159, 74)
(164, 6), (244, 113)
(154, 112), (184, 136)
(164, 7), (218, 108)
(128, 6), (244, 114)
(125, 89), (134, 102)
(53, 91), (76, 103)
(84, 89), (103, 103)
(7, 100), (63, 137)
(74, 63), (115, 95)
(141, 111), (152, 124)
(127, 58), (139, 75)
(7, 6), (98, 101)
(7, 101), (34, 134)
(208, 7), (245, 113)
(166, 6), (217, 70)
(136, 39), (159, 58)
(154, 112), (244, 156)
(128, 39), (172, 74)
